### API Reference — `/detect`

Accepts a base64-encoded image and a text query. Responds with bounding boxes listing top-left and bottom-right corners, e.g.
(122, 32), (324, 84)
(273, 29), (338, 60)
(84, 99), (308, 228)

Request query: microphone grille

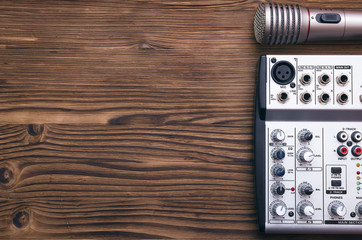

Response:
(254, 2), (303, 45)
(254, 3), (266, 44)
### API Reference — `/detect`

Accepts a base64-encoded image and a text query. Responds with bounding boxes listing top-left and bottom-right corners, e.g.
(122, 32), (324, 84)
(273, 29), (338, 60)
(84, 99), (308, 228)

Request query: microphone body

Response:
(254, 2), (362, 45)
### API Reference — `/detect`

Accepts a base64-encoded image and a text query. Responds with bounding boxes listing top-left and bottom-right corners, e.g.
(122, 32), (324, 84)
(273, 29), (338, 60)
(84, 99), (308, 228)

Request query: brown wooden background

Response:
(1, 0), (362, 239)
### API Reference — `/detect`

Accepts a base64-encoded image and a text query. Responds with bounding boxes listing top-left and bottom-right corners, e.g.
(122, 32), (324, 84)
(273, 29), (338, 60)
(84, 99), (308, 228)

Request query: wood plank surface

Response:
(1, 0), (362, 239)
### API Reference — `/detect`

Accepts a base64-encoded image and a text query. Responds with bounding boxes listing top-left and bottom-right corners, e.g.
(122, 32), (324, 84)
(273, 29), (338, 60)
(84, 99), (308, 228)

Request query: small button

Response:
(331, 180), (342, 186)
(351, 212), (356, 218)
(347, 141), (353, 147)
(331, 167), (342, 174)
(288, 211), (294, 217)
(318, 13), (341, 23)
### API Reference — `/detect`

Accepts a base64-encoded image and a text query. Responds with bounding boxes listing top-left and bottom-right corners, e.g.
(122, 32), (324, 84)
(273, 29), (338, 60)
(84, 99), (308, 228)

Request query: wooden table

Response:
(1, 0), (362, 239)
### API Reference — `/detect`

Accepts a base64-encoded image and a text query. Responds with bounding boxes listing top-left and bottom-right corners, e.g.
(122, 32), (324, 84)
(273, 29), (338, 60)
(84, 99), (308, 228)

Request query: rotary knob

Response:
(329, 201), (347, 217)
(271, 164), (285, 177)
(271, 148), (285, 161)
(298, 129), (313, 143)
(298, 201), (315, 217)
(271, 129), (285, 143)
(271, 182), (285, 196)
(298, 183), (314, 196)
(270, 200), (287, 217)
(355, 202), (362, 217)
(297, 147), (315, 163)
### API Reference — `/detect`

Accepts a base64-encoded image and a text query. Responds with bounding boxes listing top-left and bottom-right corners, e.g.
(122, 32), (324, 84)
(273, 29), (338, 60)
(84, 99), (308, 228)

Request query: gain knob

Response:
(271, 164), (285, 178)
(356, 202), (362, 217)
(329, 201), (347, 217)
(298, 129), (313, 143)
(271, 182), (285, 196)
(270, 200), (287, 217)
(271, 148), (285, 161)
(271, 129), (285, 143)
(298, 182), (314, 196)
(297, 201), (315, 217)
(297, 147), (315, 163)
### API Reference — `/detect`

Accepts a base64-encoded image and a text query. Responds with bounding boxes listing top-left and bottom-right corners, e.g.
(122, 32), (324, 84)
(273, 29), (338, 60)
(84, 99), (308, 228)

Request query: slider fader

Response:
(255, 55), (362, 233)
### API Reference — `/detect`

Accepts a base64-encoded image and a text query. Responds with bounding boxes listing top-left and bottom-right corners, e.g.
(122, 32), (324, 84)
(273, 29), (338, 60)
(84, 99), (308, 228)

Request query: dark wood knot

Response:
(0, 167), (13, 184)
(27, 124), (44, 136)
(12, 210), (30, 229)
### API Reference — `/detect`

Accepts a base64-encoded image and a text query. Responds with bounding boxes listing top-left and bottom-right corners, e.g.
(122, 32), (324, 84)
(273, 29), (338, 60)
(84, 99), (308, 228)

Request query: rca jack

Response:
(352, 146), (362, 157)
(352, 131), (362, 143)
(337, 92), (349, 105)
(277, 91), (289, 103)
(337, 145), (348, 157)
(337, 131), (348, 142)
(319, 73), (330, 85)
(318, 92), (330, 104)
(300, 91), (312, 104)
(337, 74), (349, 86)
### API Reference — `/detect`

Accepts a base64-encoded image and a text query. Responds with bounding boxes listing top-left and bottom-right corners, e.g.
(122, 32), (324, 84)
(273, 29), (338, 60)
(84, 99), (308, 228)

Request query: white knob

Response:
(298, 201), (315, 217)
(298, 148), (315, 163)
(270, 201), (287, 217)
(330, 201), (347, 217)
(271, 129), (285, 143)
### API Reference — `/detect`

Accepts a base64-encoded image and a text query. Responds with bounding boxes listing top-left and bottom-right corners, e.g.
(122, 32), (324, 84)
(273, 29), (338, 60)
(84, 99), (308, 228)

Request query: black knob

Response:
(303, 186), (314, 195)
(276, 186), (285, 195)
(299, 183), (314, 196)
(299, 130), (313, 142)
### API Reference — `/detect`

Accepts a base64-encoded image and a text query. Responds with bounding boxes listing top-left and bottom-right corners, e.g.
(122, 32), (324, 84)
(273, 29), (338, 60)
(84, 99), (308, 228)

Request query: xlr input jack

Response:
(337, 74), (349, 86)
(318, 92), (330, 104)
(319, 74), (330, 85)
(300, 92), (312, 104)
(277, 91), (289, 103)
(337, 92), (349, 105)
(300, 74), (312, 86)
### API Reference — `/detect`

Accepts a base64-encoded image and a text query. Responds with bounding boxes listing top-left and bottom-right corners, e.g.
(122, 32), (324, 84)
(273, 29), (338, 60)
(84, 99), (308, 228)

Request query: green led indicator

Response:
(358, 182), (361, 185)
(358, 187), (361, 191)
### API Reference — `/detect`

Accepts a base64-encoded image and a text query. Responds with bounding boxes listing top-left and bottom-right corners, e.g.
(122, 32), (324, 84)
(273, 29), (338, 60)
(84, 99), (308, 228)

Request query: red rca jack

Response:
(337, 145), (348, 156)
(352, 146), (362, 157)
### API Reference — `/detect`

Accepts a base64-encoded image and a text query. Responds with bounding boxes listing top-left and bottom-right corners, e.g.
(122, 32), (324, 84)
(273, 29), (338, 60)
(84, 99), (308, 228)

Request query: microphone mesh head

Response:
(253, 2), (304, 45)
(254, 3), (266, 44)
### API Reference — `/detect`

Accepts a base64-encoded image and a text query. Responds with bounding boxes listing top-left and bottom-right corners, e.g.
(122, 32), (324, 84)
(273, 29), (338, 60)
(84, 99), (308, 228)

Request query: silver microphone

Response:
(254, 2), (362, 45)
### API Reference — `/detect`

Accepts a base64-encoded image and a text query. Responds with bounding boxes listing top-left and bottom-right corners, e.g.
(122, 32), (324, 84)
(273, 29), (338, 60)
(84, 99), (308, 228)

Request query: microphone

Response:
(254, 2), (362, 45)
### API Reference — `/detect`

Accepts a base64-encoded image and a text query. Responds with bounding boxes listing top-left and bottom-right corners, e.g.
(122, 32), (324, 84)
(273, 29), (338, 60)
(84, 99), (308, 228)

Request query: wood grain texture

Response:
(1, 0), (362, 239)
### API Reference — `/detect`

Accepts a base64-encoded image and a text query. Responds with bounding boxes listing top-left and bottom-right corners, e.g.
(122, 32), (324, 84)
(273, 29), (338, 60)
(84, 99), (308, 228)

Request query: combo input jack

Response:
(300, 74), (312, 86)
(319, 73), (330, 85)
(300, 92), (312, 104)
(337, 74), (349, 86)
(277, 91), (289, 103)
(337, 92), (349, 105)
(318, 92), (330, 104)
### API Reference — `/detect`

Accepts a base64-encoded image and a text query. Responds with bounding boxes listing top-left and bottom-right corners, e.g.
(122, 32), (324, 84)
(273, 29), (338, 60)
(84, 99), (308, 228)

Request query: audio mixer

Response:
(255, 55), (362, 233)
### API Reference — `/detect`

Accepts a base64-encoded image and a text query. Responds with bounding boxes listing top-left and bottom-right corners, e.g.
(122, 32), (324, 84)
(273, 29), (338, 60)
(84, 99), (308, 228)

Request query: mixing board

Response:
(255, 55), (362, 233)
